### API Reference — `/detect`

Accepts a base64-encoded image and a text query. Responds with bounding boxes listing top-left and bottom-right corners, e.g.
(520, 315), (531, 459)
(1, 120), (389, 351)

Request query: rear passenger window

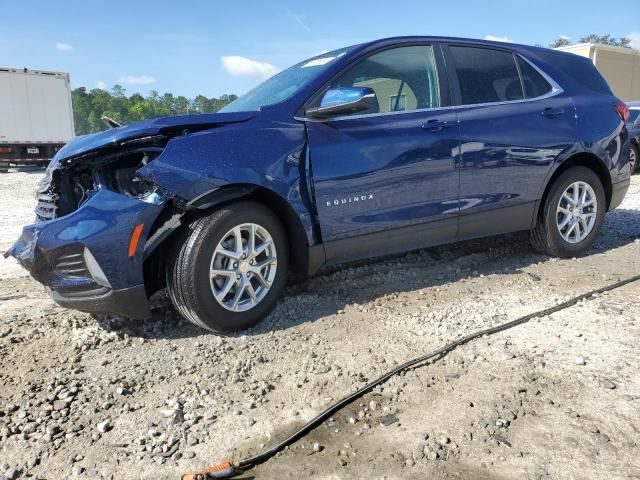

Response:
(449, 46), (523, 105)
(517, 57), (553, 98)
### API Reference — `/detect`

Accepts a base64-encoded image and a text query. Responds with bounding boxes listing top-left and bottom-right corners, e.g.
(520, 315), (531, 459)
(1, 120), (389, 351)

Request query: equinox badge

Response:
(326, 194), (374, 207)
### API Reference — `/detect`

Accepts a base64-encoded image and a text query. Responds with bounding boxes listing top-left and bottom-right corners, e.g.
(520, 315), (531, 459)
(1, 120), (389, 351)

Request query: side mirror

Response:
(306, 87), (376, 119)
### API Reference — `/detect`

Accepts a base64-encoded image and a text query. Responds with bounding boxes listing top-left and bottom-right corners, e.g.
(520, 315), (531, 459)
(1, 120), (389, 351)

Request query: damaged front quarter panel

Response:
(4, 108), (314, 319)
(136, 115), (318, 246)
(4, 135), (175, 318)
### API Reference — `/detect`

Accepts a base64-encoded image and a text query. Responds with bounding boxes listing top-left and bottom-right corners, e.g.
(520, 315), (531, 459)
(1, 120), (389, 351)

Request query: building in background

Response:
(556, 44), (640, 101)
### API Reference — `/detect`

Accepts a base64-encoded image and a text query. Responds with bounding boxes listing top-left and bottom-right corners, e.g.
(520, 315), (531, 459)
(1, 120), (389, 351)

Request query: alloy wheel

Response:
(556, 181), (597, 244)
(209, 223), (277, 312)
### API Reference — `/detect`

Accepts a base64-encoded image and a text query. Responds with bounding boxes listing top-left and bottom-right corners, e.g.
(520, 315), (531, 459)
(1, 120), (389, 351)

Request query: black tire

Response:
(166, 201), (289, 333)
(631, 143), (639, 174)
(530, 166), (606, 258)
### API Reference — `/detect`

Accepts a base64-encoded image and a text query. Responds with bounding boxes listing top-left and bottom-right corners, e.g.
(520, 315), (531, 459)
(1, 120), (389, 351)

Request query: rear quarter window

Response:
(517, 57), (553, 98)
(537, 51), (612, 95)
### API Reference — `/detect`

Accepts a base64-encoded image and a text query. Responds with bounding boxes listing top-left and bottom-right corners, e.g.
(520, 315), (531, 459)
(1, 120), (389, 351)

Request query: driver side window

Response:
(329, 45), (441, 116)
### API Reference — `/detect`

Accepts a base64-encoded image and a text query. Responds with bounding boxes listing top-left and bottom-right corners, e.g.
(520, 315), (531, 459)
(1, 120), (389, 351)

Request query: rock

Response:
(369, 400), (379, 411)
(575, 357), (586, 366)
(379, 414), (398, 427)
(53, 400), (68, 411)
(184, 451), (196, 459)
(97, 420), (111, 433)
(601, 379), (616, 389)
(3, 467), (18, 480)
(72, 465), (85, 475)
(493, 434), (512, 448)
(312, 442), (323, 453)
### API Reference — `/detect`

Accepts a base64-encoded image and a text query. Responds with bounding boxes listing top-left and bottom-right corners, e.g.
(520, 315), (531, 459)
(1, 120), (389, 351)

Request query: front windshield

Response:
(220, 47), (352, 113)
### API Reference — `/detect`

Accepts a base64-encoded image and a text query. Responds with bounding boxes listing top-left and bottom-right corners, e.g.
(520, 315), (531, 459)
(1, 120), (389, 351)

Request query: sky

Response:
(2, 0), (639, 99)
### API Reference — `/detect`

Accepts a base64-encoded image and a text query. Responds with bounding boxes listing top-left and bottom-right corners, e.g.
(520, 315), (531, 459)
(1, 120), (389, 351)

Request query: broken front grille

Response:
(35, 191), (59, 221)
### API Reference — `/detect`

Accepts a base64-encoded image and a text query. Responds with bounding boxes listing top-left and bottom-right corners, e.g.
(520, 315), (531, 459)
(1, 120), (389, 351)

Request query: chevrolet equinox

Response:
(6, 37), (631, 332)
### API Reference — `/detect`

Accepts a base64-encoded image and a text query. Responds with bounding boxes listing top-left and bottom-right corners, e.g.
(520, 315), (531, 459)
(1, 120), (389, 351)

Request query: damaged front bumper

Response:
(6, 189), (164, 319)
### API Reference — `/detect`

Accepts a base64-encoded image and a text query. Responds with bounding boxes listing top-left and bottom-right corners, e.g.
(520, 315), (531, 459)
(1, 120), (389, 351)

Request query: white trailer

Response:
(0, 67), (74, 170)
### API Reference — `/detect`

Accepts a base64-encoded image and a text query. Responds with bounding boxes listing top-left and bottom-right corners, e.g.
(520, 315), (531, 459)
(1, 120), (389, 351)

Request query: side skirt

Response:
(323, 217), (458, 266)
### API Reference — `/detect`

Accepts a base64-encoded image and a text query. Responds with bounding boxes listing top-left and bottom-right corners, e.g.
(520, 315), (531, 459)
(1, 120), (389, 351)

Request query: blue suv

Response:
(6, 37), (631, 332)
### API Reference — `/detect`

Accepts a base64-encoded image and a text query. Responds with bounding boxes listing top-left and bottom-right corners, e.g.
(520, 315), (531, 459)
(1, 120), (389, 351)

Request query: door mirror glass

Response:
(306, 87), (376, 119)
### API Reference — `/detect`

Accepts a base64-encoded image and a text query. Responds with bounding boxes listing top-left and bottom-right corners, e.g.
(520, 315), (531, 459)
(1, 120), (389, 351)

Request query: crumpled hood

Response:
(52, 110), (257, 164)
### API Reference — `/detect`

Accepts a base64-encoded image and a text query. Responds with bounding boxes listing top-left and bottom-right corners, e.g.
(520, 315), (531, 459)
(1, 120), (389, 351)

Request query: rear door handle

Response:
(422, 119), (456, 132)
(541, 107), (565, 118)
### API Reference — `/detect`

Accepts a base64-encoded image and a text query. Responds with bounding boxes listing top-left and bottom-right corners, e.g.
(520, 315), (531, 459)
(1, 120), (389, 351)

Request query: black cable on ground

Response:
(181, 273), (640, 480)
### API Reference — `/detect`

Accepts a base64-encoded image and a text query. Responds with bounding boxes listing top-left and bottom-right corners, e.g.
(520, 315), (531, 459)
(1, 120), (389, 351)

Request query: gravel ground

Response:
(0, 169), (639, 480)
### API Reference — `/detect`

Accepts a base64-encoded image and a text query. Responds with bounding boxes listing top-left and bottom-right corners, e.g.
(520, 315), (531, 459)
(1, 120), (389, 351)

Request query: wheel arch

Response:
(145, 183), (320, 290)
(533, 152), (613, 227)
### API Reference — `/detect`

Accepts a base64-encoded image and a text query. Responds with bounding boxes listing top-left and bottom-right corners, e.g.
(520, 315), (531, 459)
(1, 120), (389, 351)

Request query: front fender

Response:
(136, 119), (318, 245)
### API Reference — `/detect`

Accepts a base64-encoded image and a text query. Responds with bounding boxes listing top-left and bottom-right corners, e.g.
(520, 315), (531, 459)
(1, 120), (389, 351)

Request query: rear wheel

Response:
(530, 166), (605, 257)
(167, 202), (288, 333)
(630, 143), (639, 173)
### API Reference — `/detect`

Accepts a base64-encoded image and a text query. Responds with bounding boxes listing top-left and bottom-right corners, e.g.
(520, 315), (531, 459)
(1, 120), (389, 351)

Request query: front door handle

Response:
(541, 107), (565, 118)
(422, 119), (456, 132)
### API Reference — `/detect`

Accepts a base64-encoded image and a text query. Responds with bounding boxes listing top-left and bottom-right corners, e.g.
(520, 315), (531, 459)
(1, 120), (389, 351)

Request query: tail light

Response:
(614, 102), (630, 123)
(0, 147), (12, 153)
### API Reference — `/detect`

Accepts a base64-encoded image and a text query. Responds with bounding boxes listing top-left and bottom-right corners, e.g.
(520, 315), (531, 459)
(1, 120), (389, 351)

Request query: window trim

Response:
(442, 43), (563, 109)
(296, 42), (451, 122)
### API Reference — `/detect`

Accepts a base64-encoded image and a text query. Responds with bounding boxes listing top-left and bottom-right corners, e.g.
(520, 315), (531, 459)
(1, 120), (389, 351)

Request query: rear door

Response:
(443, 44), (577, 238)
(305, 44), (460, 264)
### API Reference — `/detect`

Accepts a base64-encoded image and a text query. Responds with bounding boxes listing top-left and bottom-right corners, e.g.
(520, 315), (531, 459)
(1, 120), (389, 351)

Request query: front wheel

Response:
(631, 143), (639, 174)
(167, 202), (289, 333)
(530, 166), (606, 258)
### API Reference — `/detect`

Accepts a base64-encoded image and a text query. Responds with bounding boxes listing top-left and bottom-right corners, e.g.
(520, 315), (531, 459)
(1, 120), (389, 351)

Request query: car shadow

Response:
(102, 208), (639, 340)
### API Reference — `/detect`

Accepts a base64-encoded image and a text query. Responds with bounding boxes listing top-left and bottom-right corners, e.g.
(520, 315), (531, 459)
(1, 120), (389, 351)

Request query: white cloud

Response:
(628, 32), (640, 50)
(118, 75), (156, 85)
(221, 56), (279, 80)
(286, 10), (312, 33)
(484, 35), (513, 43)
(55, 42), (73, 51)
(96, 80), (107, 90)
(559, 35), (571, 40)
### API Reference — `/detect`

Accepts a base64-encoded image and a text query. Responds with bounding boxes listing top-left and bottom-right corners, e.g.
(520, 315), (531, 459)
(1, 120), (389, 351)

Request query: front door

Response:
(306, 44), (460, 264)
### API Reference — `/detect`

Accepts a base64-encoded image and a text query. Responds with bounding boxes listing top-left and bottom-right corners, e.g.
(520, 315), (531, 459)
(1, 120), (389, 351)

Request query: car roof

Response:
(355, 36), (574, 57)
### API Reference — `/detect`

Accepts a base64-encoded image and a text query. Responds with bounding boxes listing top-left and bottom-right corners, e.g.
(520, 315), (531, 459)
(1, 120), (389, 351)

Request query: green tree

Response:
(550, 34), (633, 50)
(549, 38), (571, 49)
(71, 87), (237, 135)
